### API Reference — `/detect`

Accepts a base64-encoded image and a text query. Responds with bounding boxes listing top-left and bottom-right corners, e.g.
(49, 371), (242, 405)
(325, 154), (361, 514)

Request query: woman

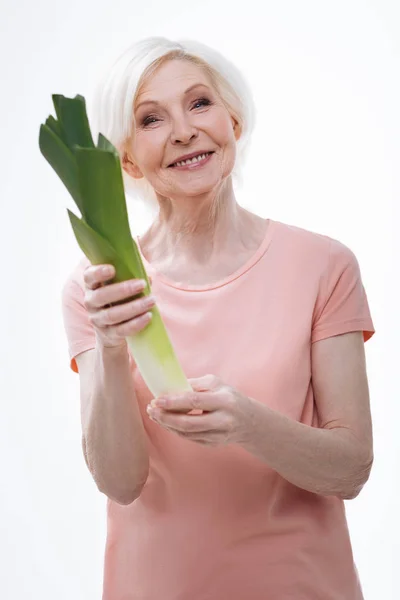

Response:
(62, 37), (375, 600)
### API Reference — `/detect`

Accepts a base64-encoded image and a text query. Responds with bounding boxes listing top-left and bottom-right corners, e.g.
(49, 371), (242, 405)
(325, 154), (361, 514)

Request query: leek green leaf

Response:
(40, 93), (191, 397)
(67, 209), (139, 285)
(74, 147), (147, 280)
(97, 133), (118, 154)
(39, 124), (84, 217)
(52, 94), (95, 150)
(45, 115), (62, 138)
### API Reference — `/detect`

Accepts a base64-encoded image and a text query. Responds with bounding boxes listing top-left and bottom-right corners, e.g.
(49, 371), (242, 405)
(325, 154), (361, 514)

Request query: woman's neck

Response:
(142, 179), (258, 268)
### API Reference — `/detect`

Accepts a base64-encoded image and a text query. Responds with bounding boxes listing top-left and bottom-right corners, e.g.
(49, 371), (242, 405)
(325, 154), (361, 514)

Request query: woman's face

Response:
(125, 59), (240, 200)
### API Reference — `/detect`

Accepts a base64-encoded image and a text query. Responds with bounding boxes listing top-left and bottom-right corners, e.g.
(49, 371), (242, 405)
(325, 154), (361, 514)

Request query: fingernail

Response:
(102, 266), (113, 276)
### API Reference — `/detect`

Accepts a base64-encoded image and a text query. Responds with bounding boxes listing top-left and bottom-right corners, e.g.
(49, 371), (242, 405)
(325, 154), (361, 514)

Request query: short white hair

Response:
(90, 37), (256, 216)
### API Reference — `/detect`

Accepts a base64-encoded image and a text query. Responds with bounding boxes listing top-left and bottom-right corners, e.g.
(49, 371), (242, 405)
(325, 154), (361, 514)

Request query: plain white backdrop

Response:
(1, 0), (398, 598)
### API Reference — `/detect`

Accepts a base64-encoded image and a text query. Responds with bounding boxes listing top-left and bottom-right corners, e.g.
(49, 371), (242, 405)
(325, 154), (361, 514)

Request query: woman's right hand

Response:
(83, 264), (155, 349)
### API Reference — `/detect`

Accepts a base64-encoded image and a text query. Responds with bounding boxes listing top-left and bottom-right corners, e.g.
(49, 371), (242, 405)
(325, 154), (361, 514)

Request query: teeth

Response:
(173, 152), (210, 167)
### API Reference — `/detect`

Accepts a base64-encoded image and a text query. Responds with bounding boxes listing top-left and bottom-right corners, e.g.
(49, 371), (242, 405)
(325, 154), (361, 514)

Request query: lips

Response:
(168, 151), (214, 168)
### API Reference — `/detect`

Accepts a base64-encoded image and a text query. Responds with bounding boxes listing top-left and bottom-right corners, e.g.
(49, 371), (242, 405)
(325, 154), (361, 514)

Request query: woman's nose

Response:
(170, 116), (198, 144)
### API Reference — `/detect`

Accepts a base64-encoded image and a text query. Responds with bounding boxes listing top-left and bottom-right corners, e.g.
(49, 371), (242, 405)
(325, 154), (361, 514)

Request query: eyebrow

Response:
(135, 83), (211, 110)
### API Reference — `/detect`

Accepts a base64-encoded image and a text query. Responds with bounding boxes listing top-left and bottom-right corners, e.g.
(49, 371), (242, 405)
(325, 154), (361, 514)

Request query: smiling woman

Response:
(91, 37), (255, 217)
(61, 36), (376, 600)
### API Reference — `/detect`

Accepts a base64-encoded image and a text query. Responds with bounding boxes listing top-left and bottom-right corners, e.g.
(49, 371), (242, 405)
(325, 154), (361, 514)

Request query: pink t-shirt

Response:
(61, 218), (375, 600)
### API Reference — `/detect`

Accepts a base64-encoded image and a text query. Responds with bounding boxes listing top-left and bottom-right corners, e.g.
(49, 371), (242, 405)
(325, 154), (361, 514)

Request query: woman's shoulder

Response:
(273, 219), (354, 260)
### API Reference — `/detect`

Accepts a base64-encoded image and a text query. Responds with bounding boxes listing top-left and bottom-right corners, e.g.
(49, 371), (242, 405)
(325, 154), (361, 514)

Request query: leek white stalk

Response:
(126, 312), (192, 397)
(39, 94), (192, 398)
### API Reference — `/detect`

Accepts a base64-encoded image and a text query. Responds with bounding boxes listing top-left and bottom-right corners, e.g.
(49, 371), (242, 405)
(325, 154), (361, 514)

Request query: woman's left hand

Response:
(146, 374), (255, 447)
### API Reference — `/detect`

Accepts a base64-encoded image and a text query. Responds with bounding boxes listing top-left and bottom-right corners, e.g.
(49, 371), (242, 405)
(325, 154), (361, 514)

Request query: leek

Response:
(39, 94), (192, 398)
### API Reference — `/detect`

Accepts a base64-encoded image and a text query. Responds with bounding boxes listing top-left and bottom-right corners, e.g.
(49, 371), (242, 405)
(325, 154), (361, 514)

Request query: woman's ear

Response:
(232, 117), (241, 141)
(121, 150), (143, 179)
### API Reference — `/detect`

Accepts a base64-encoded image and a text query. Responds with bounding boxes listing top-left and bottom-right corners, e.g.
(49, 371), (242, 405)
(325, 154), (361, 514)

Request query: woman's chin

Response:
(172, 173), (230, 197)
(174, 184), (222, 199)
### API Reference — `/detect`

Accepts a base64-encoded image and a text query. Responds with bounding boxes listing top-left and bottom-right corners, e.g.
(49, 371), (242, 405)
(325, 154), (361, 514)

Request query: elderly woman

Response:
(62, 37), (375, 600)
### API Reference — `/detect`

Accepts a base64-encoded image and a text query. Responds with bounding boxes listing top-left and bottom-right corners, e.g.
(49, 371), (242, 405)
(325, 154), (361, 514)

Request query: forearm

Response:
(241, 398), (373, 499)
(85, 343), (149, 505)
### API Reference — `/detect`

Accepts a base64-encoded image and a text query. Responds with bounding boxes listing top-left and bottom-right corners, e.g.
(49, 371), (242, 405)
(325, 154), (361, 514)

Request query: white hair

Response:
(90, 37), (257, 217)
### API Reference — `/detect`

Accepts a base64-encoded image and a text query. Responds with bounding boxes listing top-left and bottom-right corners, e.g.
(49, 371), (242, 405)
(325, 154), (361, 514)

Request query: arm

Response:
(77, 344), (150, 505)
(240, 331), (373, 499)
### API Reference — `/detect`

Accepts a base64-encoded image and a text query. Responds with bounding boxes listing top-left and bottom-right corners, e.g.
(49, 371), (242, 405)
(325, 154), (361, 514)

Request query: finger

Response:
(90, 278), (147, 310)
(149, 408), (224, 433)
(188, 374), (221, 391)
(99, 294), (156, 327)
(83, 264), (115, 291)
(151, 389), (224, 413)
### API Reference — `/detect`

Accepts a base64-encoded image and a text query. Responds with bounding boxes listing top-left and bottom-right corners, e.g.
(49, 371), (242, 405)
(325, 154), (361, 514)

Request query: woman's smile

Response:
(168, 151), (215, 171)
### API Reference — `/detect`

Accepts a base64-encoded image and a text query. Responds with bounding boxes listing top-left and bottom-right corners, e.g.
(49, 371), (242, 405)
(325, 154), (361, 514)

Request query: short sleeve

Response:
(61, 276), (96, 373)
(311, 240), (375, 344)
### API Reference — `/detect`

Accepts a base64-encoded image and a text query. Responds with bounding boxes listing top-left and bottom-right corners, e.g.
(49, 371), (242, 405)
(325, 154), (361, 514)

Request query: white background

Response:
(1, 0), (399, 598)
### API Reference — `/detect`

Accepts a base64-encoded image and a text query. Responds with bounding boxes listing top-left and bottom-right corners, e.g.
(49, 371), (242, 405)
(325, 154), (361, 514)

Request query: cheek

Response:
(217, 122), (237, 165)
(132, 132), (164, 169)
(214, 127), (238, 171)
(209, 108), (236, 144)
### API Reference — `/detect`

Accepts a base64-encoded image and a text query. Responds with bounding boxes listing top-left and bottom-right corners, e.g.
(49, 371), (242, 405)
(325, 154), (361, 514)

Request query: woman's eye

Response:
(141, 98), (211, 127)
(192, 97), (211, 109)
(142, 115), (159, 127)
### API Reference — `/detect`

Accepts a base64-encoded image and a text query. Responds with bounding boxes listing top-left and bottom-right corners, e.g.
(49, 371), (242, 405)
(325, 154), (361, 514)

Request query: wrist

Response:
(95, 336), (128, 357)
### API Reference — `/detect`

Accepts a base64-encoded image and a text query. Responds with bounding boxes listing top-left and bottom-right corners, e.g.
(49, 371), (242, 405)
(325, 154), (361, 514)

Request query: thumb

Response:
(188, 374), (220, 391)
